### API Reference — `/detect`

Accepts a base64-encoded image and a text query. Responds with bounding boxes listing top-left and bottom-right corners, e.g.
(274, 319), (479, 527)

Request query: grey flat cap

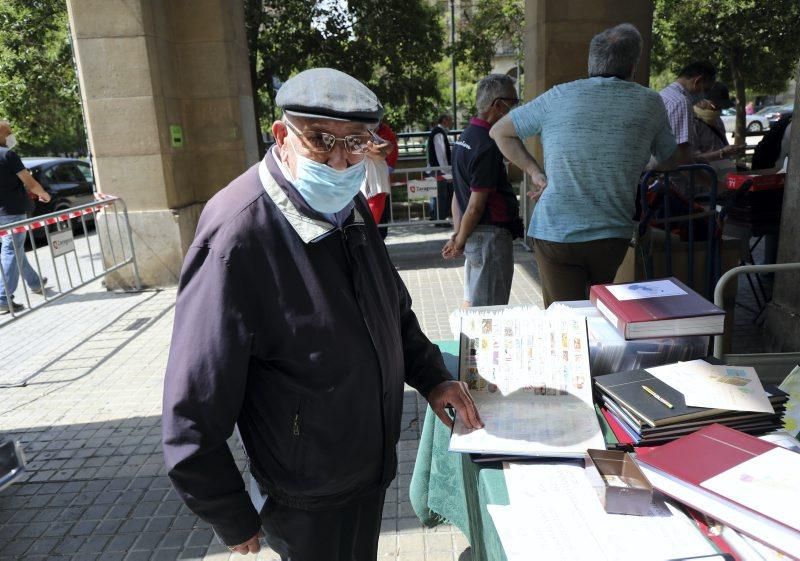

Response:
(276, 68), (384, 123)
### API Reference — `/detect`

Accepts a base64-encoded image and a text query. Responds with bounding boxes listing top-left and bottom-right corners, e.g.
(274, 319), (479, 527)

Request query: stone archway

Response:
(66, 0), (258, 287)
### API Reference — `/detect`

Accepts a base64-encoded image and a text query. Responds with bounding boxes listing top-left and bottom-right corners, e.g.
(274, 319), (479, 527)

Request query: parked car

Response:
(720, 109), (771, 133)
(755, 105), (784, 119)
(767, 104), (794, 128)
(22, 157), (96, 217)
(0, 437), (26, 492)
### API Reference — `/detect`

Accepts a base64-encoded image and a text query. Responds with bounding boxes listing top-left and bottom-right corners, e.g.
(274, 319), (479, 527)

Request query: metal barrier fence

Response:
(380, 165), (525, 230)
(0, 195), (140, 323)
(395, 130), (462, 160)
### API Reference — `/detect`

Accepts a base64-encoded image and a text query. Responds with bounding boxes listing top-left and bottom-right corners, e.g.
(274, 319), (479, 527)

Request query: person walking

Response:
(0, 120), (50, 314)
(162, 68), (482, 561)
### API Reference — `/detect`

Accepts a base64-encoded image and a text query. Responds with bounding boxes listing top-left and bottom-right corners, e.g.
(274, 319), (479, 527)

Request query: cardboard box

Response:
(584, 449), (653, 515)
(726, 171), (785, 192)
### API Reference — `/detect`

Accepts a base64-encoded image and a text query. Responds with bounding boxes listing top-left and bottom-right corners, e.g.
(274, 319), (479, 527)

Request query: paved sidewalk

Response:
(0, 224), (767, 561)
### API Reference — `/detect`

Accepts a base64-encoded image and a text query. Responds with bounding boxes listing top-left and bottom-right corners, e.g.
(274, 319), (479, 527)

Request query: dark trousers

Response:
(533, 237), (630, 308)
(260, 489), (386, 561)
(428, 180), (453, 220)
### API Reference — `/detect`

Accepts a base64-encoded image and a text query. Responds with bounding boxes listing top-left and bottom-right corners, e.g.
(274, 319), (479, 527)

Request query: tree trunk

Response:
(244, 0), (266, 158)
(729, 48), (746, 146)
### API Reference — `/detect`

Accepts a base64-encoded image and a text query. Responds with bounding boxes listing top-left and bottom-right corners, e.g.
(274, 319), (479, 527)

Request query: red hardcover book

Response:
(637, 424), (800, 559)
(589, 277), (725, 339)
(600, 407), (635, 445)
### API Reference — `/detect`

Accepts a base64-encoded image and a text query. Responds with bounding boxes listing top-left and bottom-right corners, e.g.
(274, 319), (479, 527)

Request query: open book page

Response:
(451, 309), (602, 457)
(450, 392), (606, 457)
(492, 462), (717, 561)
(458, 309), (591, 397)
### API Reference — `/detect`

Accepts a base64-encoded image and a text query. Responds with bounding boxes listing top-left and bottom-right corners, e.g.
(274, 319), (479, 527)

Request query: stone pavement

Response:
(0, 224), (769, 561)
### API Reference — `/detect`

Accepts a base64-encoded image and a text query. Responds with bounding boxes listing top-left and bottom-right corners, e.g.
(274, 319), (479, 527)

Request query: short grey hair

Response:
(588, 23), (642, 79)
(476, 74), (516, 113)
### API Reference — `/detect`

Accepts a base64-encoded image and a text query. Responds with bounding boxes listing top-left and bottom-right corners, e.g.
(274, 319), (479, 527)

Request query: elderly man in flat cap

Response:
(162, 68), (482, 560)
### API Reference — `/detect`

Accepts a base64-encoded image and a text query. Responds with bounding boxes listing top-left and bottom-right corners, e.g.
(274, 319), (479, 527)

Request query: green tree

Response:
(245, 0), (446, 135)
(0, 0), (86, 156)
(430, 0), (523, 128)
(652, 0), (800, 143)
(456, 0), (523, 77)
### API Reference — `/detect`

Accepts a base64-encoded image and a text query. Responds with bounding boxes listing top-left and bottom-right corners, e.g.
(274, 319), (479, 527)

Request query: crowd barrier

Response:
(0, 195), (141, 323)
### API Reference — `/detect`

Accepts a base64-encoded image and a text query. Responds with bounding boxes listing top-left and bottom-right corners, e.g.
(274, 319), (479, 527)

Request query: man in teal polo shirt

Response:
(489, 23), (678, 307)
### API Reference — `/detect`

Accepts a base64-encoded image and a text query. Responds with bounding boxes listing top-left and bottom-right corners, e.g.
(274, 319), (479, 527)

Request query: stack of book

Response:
(595, 364), (788, 446)
(589, 277), (725, 340)
(549, 300), (710, 377)
(635, 423), (800, 559)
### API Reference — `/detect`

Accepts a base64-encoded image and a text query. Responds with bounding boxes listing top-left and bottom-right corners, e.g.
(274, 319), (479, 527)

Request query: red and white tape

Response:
(0, 195), (116, 238)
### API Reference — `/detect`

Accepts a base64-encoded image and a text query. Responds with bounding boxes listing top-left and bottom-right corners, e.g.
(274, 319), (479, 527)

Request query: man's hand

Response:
(441, 236), (464, 260)
(34, 188), (51, 203)
(427, 380), (483, 430)
(365, 139), (391, 160)
(527, 171), (548, 201)
(722, 144), (746, 158)
(229, 532), (261, 555)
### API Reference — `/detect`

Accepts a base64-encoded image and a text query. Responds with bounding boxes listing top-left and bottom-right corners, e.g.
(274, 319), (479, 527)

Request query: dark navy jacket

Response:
(162, 151), (451, 546)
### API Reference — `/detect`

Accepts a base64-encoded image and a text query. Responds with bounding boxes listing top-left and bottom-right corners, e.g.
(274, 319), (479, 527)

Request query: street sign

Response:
(407, 178), (438, 200)
(50, 229), (75, 257)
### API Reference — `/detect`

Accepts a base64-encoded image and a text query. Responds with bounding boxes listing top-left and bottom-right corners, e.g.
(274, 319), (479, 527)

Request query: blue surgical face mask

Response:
(288, 137), (366, 214)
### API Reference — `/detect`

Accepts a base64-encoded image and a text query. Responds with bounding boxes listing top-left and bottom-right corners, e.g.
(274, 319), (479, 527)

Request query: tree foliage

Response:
(455, 0), (523, 77)
(0, 0), (86, 156)
(652, 0), (800, 141)
(245, 0), (446, 133)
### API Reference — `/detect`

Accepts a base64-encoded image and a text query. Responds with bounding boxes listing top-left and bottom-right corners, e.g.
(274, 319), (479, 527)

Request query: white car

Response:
(720, 109), (770, 133)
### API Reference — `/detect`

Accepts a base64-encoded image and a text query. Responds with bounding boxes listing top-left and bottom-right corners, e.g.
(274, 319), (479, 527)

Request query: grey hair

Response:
(476, 74), (516, 113)
(587, 23), (642, 79)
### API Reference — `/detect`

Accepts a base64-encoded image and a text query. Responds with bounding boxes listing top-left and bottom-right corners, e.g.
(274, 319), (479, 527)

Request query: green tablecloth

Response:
(410, 402), (509, 561)
(409, 342), (616, 561)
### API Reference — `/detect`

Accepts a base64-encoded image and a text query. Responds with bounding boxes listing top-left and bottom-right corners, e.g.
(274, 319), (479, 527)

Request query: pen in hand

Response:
(641, 385), (673, 409)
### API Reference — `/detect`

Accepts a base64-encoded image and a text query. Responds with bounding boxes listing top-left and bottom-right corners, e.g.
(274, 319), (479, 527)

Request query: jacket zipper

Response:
(339, 223), (389, 481)
(292, 405), (301, 437)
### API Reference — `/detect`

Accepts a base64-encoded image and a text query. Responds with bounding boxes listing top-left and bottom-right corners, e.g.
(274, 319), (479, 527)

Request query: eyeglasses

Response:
(494, 97), (520, 108)
(284, 118), (374, 154)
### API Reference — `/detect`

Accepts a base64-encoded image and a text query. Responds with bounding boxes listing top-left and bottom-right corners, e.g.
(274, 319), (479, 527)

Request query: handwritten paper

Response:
(492, 462), (717, 561)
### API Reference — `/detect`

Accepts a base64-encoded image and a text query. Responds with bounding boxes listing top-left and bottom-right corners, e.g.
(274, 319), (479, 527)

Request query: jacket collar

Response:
(258, 150), (365, 244)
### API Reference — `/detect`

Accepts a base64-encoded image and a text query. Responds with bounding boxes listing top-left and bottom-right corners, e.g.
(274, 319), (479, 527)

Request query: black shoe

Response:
(0, 301), (24, 314)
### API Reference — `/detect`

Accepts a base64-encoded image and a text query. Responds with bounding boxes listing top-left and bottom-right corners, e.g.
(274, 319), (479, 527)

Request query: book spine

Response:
(592, 297), (628, 338)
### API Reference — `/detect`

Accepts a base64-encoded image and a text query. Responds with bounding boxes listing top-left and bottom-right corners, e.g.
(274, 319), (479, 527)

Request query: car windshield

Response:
(721, 108), (736, 116)
(756, 106), (781, 115)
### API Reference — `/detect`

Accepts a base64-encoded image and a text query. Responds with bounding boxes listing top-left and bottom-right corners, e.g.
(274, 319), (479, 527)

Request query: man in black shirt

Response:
(442, 75), (522, 307)
(0, 120), (51, 313)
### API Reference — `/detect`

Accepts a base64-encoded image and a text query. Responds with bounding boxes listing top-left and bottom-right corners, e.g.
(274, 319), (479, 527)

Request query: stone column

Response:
(765, 69), (800, 352)
(66, 0), (258, 287)
(521, 0), (654, 227)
